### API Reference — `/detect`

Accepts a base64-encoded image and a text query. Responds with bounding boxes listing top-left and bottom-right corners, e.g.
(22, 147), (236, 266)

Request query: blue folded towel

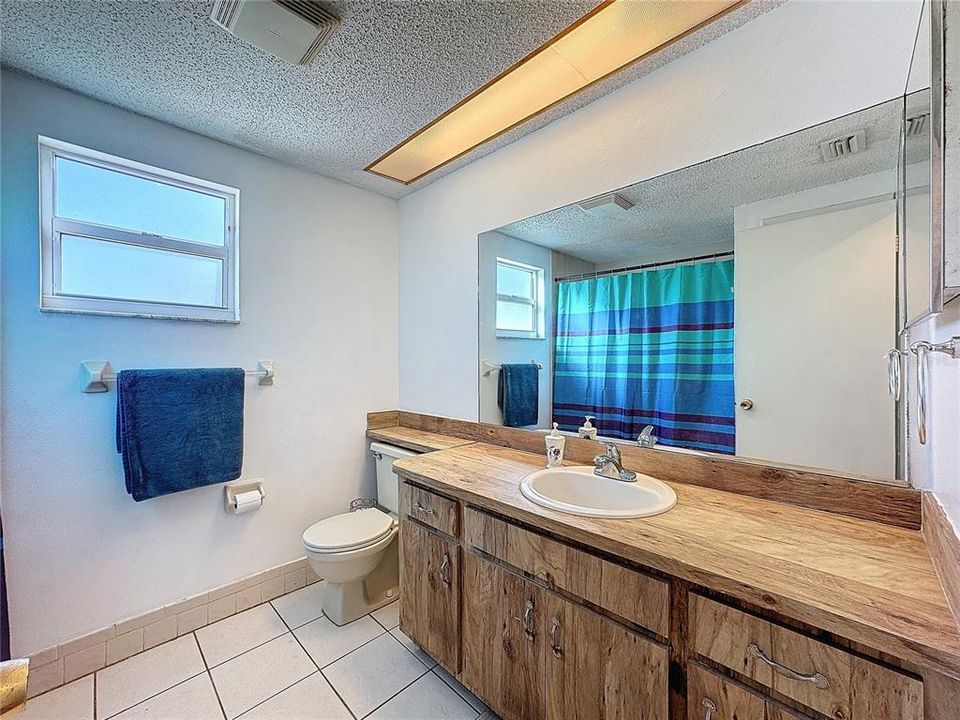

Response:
(497, 363), (539, 428)
(116, 368), (244, 501)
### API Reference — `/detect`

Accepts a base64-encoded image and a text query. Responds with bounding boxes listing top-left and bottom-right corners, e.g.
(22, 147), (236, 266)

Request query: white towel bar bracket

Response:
(80, 360), (275, 394)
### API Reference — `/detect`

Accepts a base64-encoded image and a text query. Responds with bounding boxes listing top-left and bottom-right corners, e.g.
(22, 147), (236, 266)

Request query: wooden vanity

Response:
(369, 415), (960, 720)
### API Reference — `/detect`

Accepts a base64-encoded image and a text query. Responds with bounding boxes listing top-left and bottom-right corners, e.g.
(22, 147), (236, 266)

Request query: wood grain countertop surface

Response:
(367, 426), (476, 453)
(391, 441), (960, 679)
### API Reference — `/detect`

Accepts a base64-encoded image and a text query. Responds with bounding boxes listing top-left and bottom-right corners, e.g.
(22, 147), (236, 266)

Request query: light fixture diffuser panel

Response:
(366, 0), (741, 184)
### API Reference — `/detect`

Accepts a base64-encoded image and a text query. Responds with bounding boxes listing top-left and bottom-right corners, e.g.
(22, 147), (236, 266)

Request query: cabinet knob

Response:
(738, 399), (754, 410)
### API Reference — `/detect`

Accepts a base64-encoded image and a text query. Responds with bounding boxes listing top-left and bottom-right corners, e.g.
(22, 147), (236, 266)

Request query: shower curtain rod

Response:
(554, 251), (733, 283)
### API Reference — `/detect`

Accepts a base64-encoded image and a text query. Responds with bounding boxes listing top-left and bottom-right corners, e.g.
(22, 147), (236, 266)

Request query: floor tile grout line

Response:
(432, 667), (487, 714)
(387, 627), (439, 671)
(267, 597), (325, 632)
(204, 628), (290, 671)
(230, 670), (328, 719)
(273, 603), (358, 720)
(194, 631), (229, 720)
(99, 670), (208, 720)
(343, 662), (432, 720)
(193, 601), (299, 672)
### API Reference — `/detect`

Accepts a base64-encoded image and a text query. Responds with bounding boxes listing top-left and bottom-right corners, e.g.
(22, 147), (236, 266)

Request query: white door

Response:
(734, 199), (896, 478)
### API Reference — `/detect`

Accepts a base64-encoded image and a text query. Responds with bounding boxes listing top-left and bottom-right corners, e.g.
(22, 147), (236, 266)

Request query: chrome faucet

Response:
(593, 443), (637, 482)
(637, 425), (658, 448)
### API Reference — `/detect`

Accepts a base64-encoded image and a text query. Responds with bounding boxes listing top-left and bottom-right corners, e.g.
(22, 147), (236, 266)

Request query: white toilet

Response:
(303, 441), (418, 625)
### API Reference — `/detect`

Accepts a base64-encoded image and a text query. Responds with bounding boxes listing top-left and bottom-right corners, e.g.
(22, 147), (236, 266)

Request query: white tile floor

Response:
(20, 585), (501, 720)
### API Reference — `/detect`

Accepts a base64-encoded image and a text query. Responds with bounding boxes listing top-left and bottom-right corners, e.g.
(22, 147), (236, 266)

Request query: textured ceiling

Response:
(0, 0), (780, 198)
(498, 97), (916, 265)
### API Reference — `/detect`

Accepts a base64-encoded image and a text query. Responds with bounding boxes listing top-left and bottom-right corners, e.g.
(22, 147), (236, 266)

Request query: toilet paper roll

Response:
(232, 489), (262, 514)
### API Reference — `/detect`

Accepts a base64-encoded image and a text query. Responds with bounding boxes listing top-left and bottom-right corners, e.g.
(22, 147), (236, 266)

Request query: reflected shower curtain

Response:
(553, 259), (735, 453)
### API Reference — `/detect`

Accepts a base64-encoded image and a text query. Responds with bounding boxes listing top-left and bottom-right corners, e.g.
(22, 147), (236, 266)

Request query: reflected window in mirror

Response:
(496, 258), (545, 339)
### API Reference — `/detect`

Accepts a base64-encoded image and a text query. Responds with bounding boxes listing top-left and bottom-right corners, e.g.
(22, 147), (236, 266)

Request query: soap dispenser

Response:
(545, 423), (566, 468)
(578, 415), (598, 440)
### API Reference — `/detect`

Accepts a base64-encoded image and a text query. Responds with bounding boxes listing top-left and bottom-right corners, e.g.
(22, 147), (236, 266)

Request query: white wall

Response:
(397, 0), (922, 421)
(478, 231), (553, 427)
(0, 71), (399, 655)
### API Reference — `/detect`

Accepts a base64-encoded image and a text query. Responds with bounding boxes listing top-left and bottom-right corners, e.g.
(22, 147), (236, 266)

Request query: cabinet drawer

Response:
(464, 507), (669, 636)
(689, 594), (922, 720)
(401, 482), (459, 537)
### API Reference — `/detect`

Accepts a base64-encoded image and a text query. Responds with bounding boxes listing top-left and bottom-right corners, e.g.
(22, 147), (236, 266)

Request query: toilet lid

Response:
(303, 508), (395, 552)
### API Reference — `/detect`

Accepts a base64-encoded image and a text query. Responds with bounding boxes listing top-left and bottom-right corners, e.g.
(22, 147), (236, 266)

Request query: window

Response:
(39, 137), (240, 322)
(496, 257), (545, 339)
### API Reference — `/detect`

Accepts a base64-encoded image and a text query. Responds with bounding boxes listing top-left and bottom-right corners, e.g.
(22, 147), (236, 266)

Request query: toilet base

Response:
(322, 536), (399, 625)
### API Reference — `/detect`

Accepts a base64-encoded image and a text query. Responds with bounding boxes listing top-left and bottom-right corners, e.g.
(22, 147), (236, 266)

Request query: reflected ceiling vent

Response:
(818, 129), (866, 162)
(578, 193), (634, 218)
(211, 0), (339, 66)
(906, 112), (930, 138)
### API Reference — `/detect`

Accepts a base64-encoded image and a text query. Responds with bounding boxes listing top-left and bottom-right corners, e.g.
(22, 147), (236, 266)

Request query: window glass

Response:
(497, 262), (534, 299)
(496, 300), (535, 332)
(60, 235), (223, 307)
(55, 157), (226, 246)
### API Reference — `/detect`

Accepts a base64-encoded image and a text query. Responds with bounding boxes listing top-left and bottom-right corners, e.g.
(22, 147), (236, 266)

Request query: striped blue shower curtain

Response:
(553, 259), (735, 453)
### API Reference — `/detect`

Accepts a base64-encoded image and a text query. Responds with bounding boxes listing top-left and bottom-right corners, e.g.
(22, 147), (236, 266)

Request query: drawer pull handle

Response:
(414, 502), (435, 516)
(515, 599), (536, 641)
(747, 643), (830, 689)
(439, 553), (451, 587)
(702, 698), (717, 720)
(550, 616), (563, 658)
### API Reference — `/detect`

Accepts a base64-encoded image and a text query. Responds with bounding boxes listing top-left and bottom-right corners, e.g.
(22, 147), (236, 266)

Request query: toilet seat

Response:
(303, 508), (396, 554)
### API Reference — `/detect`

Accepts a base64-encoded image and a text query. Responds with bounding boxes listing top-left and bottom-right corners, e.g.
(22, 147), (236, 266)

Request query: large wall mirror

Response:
(477, 2), (948, 485)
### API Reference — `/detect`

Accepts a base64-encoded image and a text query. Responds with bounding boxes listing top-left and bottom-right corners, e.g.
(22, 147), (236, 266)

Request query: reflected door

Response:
(734, 200), (896, 477)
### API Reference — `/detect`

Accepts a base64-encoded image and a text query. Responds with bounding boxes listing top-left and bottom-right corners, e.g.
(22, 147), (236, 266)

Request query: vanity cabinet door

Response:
(545, 594), (669, 720)
(399, 519), (460, 672)
(688, 662), (766, 720)
(462, 552), (546, 720)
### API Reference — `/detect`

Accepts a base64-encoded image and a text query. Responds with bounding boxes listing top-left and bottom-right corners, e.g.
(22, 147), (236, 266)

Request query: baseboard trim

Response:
(25, 557), (320, 698)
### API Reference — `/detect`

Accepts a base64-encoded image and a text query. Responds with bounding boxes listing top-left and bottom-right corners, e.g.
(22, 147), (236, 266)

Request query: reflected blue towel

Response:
(497, 363), (539, 428)
(116, 368), (244, 502)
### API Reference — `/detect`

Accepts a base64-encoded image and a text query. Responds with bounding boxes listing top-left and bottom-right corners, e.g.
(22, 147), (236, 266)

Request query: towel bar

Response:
(80, 360), (275, 393)
(481, 360), (543, 377)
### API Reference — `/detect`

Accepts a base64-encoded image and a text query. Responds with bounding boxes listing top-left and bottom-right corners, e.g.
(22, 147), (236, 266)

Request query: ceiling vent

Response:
(906, 112), (929, 138)
(578, 193), (635, 218)
(210, 0), (339, 66)
(818, 129), (866, 162)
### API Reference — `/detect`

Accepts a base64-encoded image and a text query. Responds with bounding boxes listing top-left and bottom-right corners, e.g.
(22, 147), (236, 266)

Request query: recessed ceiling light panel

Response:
(366, 0), (742, 185)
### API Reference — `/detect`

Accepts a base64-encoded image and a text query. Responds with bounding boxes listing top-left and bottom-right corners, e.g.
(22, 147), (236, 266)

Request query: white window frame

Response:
(38, 136), (240, 322)
(496, 257), (545, 339)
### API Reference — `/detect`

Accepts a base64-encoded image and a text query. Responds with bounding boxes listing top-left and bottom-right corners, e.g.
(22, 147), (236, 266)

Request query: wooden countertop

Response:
(366, 426), (475, 453)
(393, 441), (960, 679)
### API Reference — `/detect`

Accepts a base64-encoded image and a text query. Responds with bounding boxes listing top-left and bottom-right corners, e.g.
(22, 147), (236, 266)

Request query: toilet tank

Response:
(370, 441), (420, 514)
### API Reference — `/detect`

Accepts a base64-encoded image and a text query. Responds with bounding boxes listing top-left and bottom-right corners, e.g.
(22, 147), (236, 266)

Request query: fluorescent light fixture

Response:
(366, 0), (741, 185)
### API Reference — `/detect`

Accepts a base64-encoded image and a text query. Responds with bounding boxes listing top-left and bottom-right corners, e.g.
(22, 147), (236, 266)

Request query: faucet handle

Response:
(637, 425), (658, 447)
(602, 442), (621, 461)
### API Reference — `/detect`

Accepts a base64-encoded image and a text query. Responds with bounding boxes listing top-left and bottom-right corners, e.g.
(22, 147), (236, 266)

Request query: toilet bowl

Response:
(304, 508), (399, 624)
(303, 441), (418, 625)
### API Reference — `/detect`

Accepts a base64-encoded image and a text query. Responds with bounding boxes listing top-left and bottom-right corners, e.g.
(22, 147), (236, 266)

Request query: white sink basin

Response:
(520, 466), (676, 519)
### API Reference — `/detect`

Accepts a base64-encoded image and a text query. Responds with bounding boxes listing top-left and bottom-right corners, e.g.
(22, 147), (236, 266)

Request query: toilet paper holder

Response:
(224, 479), (265, 514)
